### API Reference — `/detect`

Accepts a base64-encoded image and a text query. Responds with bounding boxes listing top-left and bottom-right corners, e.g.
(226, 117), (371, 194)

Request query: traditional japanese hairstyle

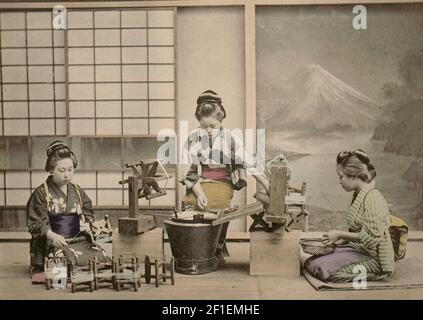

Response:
(45, 140), (78, 172)
(367, 163), (376, 182)
(195, 90), (226, 121)
(336, 149), (375, 183)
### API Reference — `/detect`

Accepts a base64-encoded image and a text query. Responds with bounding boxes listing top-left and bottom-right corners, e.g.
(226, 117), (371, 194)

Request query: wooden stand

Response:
(92, 257), (114, 290)
(112, 227), (164, 258)
(247, 155), (308, 276)
(113, 255), (141, 292)
(250, 230), (301, 276)
(70, 260), (95, 293)
(265, 163), (288, 226)
(118, 216), (156, 235)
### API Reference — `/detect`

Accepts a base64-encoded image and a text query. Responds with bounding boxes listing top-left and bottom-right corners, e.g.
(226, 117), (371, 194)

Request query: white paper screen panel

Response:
(0, 11), (65, 137)
(1, 9), (175, 137)
(0, 8), (177, 209)
(66, 8), (175, 137)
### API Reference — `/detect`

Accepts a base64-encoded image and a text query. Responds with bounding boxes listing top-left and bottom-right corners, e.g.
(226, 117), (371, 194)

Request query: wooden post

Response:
(128, 176), (139, 219)
(301, 182), (307, 196)
(119, 176), (155, 235)
(265, 162), (288, 225)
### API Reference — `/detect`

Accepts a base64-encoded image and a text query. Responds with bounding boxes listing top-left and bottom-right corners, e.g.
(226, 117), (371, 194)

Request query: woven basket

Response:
(299, 238), (335, 256)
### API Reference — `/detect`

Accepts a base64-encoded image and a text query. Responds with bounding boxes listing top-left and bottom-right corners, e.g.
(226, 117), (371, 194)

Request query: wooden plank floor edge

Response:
(3, 231), (423, 242)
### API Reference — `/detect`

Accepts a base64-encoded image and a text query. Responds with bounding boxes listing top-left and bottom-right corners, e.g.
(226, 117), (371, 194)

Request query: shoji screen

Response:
(1, 11), (66, 137)
(67, 9), (175, 136)
(0, 8), (176, 208)
(0, 11), (66, 206)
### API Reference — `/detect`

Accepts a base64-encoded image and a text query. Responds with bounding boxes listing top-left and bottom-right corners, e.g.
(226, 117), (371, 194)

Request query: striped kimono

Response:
(306, 183), (395, 282)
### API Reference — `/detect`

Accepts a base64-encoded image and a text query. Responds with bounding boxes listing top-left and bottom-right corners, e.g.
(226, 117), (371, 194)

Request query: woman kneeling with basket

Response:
(302, 150), (407, 283)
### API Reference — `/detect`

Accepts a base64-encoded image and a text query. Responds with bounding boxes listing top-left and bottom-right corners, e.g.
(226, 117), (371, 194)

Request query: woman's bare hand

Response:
(192, 183), (208, 210)
(196, 192), (208, 210)
(322, 230), (341, 245)
(47, 229), (67, 248)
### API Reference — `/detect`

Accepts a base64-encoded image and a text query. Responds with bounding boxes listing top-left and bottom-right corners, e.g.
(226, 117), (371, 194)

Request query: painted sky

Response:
(256, 4), (423, 104)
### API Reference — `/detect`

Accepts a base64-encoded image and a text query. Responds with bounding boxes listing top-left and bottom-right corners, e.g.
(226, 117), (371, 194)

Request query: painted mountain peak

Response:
(259, 64), (383, 131)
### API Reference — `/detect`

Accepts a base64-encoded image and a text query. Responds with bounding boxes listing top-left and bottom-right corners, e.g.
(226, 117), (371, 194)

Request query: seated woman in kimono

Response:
(27, 141), (108, 284)
(304, 150), (395, 282)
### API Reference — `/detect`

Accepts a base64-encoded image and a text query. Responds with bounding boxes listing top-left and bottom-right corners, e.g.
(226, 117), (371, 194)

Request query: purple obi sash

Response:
(49, 213), (80, 239)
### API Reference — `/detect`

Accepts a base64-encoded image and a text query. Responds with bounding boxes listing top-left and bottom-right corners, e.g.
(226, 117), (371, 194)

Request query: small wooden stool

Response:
(69, 260), (95, 293)
(113, 255), (141, 292)
(92, 257), (114, 290)
(144, 254), (175, 287)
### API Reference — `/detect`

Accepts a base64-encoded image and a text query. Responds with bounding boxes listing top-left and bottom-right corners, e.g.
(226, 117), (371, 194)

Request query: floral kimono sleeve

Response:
(230, 134), (248, 190)
(180, 130), (202, 189)
(180, 163), (200, 189)
(79, 187), (95, 224)
(26, 187), (50, 238)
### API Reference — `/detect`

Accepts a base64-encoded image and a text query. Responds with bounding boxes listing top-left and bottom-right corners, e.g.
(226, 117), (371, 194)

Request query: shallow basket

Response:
(299, 238), (335, 256)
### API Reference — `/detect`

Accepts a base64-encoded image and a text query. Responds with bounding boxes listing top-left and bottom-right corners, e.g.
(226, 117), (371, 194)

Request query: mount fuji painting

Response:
(257, 4), (423, 231)
(259, 64), (383, 131)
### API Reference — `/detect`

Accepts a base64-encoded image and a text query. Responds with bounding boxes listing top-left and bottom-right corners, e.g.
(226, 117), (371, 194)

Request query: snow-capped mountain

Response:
(260, 64), (383, 131)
